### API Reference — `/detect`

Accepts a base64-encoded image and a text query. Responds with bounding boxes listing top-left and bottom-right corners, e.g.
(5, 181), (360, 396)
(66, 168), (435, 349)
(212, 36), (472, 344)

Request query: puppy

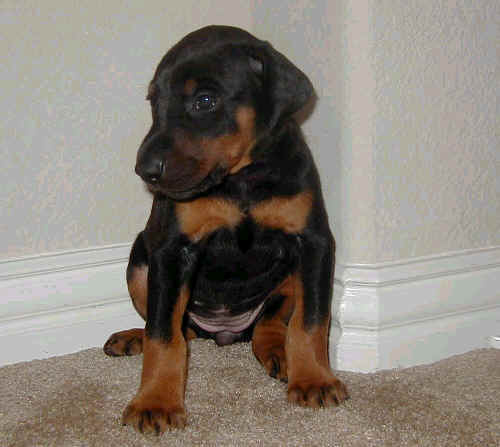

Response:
(104, 25), (348, 434)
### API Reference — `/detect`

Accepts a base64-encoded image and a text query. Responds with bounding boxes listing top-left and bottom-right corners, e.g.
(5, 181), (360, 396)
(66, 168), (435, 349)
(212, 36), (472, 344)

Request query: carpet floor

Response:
(1, 341), (498, 446)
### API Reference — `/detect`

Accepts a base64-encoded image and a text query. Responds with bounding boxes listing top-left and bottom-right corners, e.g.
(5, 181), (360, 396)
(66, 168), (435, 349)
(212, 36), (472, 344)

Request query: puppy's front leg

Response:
(286, 232), (349, 408)
(122, 243), (196, 434)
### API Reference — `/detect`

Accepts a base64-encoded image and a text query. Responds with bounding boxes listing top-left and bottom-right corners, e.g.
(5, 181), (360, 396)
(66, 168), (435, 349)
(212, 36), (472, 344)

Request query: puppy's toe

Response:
(288, 377), (349, 408)
(122, 403), (186, 435)
(103, 329), (144, 356)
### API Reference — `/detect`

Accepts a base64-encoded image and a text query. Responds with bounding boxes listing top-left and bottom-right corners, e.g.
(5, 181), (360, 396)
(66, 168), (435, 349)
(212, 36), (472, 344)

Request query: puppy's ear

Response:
(244, 43), (314, 129)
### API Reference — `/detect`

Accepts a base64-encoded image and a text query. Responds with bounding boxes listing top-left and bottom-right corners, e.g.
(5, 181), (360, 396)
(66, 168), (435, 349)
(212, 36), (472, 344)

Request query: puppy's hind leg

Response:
(252, 286), (296, 383)
(104, 328), (144, 357)
(104, 233), (148, 357)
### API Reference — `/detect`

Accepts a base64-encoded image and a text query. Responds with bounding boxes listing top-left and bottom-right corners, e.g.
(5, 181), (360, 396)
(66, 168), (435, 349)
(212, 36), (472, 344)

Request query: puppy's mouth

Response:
(147, 164), (228, 201)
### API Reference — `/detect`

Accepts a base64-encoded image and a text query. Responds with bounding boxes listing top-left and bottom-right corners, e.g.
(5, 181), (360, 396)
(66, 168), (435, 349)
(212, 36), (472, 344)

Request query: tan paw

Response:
(122, 402), (186, 435)
(288, 377), (349, 408)
(103, 328), (144, 356)
(261, 348), (288, 382)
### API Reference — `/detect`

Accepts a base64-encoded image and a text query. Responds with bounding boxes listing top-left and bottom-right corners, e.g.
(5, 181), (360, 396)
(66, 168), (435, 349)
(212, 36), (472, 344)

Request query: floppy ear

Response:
(244, 43), (314, 129)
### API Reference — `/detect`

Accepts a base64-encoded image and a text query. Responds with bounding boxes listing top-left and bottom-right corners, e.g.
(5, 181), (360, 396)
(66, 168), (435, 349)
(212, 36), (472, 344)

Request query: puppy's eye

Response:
(193, 94), (217, 112)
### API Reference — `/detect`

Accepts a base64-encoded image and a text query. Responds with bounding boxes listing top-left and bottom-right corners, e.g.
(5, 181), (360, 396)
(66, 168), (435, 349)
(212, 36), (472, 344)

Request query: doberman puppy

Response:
(104, 25), (348, 434)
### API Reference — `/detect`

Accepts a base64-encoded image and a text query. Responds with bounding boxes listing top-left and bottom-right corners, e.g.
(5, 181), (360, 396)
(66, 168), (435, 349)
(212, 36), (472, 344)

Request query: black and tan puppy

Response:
(104, 25), (348, 434)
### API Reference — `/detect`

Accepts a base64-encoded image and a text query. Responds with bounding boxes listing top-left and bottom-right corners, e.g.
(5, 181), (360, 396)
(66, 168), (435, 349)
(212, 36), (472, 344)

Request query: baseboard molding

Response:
(1, 244), (499, 371)
(0, 244), (143, 366)
(330, 246), (500, 372)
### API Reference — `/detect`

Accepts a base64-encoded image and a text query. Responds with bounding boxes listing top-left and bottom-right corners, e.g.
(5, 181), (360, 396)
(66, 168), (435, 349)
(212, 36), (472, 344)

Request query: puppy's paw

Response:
(261, 349), (288, 383)
(122, 401), (186, 435)
(103, 329), (143, 357)
(288, 376), (349, 408)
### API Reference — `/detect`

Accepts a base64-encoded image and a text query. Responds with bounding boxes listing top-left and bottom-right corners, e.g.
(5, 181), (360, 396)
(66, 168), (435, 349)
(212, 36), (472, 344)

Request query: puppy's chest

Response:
(179, 195), (307, 328)
(175, 192), (312, 243)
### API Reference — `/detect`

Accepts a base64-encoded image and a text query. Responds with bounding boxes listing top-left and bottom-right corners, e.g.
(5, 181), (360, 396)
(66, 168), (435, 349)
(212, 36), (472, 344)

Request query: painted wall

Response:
(253, 0), (378, 264)
(372, 0), (499, 261)
(0, 0), (252, 260)
(2, 0), (499, 265)
(253, 0), (500, 263)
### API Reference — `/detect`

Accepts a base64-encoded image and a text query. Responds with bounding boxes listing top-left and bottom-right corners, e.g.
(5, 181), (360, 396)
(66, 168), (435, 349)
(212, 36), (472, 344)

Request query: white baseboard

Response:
(1, 244), (499, 371)
(489, 335), (500, 349)
(0, 244), (143, 366)
(330, 246), (500, 372)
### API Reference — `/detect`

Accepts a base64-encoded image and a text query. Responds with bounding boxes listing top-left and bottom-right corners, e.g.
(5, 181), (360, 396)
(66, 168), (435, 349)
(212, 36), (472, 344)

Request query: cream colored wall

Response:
(0, 0), (252, 260)
(2, 1), (499, 265)
(372, 0), (500, 261)
(254, 0), (500, 264)
(253, 0), (378, 263)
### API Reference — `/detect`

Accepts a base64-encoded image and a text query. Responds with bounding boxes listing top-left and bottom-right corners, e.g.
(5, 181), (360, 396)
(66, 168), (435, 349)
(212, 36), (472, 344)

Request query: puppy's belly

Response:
(186, 228), (298, 345)
(188, 301), (266, 345)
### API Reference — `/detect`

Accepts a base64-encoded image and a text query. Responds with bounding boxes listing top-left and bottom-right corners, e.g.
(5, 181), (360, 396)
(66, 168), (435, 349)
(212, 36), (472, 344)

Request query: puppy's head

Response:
(135, 25), (313, 200)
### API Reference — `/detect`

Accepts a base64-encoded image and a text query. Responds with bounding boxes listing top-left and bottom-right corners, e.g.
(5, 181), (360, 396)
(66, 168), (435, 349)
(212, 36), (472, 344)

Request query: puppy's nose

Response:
(135, 159), (164, 184)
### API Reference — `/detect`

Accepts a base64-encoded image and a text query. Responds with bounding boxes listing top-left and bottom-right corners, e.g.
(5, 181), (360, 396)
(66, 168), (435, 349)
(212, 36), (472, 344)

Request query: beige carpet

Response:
(1, 341), (499, 447)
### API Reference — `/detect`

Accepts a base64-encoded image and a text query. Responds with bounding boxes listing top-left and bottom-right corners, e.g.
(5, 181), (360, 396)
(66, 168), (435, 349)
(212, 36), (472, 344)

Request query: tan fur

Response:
(284, 274), (349, 408)
(252, 283), (294, 381)
(250, 191), (313, 233)
(185, 327), (198, 341)
(103, 328), (144, 356)
(176, 197), (244, 242)
(122, 286), (190, 432)
(127, 265), (148, 320)
(200, 106), (256, 174)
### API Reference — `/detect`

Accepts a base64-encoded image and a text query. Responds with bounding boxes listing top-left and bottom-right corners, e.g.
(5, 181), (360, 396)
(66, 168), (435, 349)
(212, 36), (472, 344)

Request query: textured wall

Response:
(2, 1), (499, 264)
(0, 0), (252, 259)
(253, 0), (379, 263)
(255, 0), (500, 263)
(373, 0), (500, 260)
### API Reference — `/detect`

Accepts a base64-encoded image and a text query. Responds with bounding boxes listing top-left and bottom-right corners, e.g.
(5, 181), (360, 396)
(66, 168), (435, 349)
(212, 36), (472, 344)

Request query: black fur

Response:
(133, 25), (333, 342)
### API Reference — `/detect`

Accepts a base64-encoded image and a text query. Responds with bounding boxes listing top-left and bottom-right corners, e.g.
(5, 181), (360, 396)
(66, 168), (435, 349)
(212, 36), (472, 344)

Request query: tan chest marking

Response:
(176, 198), (244, 242)
(250, 191), (313, 234)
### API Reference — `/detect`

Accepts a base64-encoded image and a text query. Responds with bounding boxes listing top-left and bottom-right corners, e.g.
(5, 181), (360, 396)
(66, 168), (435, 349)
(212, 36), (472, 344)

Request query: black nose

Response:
(135, 159), (164, 184)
